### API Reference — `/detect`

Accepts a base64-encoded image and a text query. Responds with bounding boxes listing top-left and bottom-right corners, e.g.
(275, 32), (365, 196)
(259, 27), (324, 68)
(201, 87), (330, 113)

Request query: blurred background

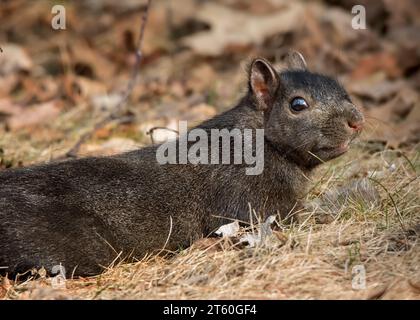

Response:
(0, 0), (419, 166)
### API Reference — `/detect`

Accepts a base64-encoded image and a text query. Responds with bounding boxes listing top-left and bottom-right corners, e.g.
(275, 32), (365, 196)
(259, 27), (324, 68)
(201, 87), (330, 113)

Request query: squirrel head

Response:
(248, 51), (364, 169)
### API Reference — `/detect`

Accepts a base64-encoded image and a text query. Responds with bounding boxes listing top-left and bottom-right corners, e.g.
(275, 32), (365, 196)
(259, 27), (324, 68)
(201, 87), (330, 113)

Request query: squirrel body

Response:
(0, 53), (364, 276)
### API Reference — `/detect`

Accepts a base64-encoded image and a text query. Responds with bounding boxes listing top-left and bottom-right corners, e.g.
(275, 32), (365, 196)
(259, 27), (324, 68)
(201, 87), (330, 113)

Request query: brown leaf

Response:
(348, 77), (405, 102)
(350, 52), (402, 80)
(408, 280), (420, 293)
(80, 137), (139, 156)
(0, 74), (19, 99)
(182, 2), (304, 56)
(8, 101), (61, 131)
(186, 103), (217, 123)
(366, 285), (388, 300)
(0, 98), (21, 118)
(362, 88), (420, 148)
(379, 278), (420, 299)
(66, 40), (116, 81)
(0, 44), (33, 76)
(186, 64), (217, 93)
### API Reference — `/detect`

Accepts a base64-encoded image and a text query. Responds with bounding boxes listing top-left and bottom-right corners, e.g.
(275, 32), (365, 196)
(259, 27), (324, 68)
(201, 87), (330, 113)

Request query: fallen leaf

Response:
(186, 64), (217, 93)
(0, 98), (21, 118)
(378, 278), (420, 299)
(0, 44), (33, 76)
(182, 2), (304, 56)
(82, 0), (147, 12)
(187, 103), (217, 123)
(350, 52), (402, 80)
(408, 280), (420, 293)
(91, 93), (122, 114)
(366, 285), (388, 300)
(214, 220), (240, 237)
(0, 74), (19, 99)
(81, 137), (139, 156)
(8, 101), (61, 131)
(363, 89), (420, 148)
(139, 119), (179, 144)
(348, 78), (405, 102)
(239, 233), (260, 248)
(239, 215), (276, 247)
(66, 39), (116, 81)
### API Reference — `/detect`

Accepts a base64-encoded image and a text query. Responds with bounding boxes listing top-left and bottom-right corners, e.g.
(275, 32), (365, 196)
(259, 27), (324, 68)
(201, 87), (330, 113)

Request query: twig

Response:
(63, 0), (152, 159)
(146, 126), (179, 144)
(157, 216), (173, 256)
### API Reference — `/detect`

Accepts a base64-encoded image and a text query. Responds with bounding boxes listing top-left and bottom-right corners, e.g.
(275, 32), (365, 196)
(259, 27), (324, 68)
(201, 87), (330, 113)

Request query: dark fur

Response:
(0, 55), (364, 276)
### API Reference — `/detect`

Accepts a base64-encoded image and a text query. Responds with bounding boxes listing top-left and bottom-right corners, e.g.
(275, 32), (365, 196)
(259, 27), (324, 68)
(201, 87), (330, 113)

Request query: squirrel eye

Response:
(290, 97), (309, 112)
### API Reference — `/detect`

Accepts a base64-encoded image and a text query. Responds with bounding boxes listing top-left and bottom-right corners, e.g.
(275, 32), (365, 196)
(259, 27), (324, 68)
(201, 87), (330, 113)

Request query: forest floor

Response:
(2, 146), (420, 300)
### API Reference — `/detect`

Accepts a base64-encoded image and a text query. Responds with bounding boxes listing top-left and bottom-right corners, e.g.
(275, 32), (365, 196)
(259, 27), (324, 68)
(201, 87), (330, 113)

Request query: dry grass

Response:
(1, 144), (419, 300)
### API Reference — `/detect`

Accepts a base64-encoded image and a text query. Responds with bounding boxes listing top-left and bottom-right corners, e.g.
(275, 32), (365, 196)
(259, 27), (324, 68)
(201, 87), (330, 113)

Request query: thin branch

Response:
(63, 0), (152, 159)
(157, 216), (173, 256)
(146, 126), (179, 144)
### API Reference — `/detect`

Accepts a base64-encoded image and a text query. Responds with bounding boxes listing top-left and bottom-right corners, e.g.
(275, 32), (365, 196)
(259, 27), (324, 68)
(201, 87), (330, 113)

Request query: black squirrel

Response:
(0, 52), (364, 276)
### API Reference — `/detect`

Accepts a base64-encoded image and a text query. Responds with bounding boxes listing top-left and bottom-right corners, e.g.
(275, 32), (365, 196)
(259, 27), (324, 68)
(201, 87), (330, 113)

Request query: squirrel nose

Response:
(347, 119), (363, 132)
(345, 103), (364, 132)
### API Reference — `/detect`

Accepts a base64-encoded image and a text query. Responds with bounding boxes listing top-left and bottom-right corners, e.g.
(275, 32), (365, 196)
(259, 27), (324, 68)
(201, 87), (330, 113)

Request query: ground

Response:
(1, 146), (419, 299)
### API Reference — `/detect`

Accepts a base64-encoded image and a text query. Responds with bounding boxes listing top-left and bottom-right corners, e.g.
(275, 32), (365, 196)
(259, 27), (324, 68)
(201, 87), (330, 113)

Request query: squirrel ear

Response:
(249, 58), (279, 111)
(284, 51), (307, 70)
